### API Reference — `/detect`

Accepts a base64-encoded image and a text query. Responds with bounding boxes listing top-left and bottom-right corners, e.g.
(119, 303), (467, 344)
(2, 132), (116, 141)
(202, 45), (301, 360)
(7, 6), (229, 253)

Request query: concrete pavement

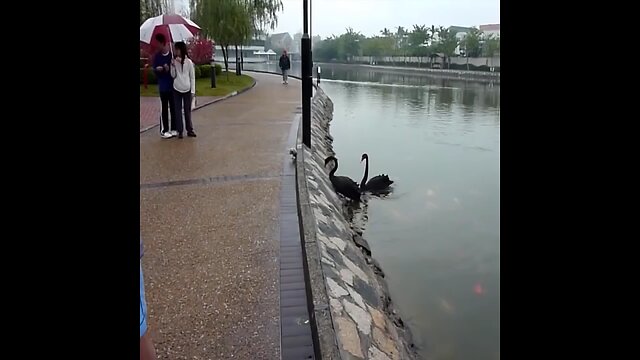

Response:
(140, 72), (301, 359)
(140, 95), (221, 131)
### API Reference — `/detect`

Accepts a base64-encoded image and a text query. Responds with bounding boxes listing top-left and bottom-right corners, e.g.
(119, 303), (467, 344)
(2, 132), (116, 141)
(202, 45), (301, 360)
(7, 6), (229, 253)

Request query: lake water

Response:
(243, 62), (500, 360)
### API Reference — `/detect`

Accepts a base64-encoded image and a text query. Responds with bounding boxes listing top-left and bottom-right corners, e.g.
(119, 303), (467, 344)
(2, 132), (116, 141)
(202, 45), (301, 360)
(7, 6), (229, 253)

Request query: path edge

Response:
(139, 77), (258, 134)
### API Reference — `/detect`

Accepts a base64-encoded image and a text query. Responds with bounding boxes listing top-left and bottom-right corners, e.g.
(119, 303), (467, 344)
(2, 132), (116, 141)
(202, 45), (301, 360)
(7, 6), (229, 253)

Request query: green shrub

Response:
(199, 65), (213, 78)
(140, 67), (157, 84)
(194, 65), (202, 79)
(214, 63), (222, 76)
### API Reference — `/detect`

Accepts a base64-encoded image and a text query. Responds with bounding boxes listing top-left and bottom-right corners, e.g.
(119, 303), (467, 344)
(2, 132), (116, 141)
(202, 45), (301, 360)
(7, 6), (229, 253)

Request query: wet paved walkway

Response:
(140, 72), (303, 359)
(140, 95), (220, 131)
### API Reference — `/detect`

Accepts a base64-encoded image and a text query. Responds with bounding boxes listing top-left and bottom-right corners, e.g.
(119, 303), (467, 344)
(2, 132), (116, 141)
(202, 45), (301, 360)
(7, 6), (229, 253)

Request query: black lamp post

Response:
(211, 43), (216, 88)
(301, 0), (312, 148)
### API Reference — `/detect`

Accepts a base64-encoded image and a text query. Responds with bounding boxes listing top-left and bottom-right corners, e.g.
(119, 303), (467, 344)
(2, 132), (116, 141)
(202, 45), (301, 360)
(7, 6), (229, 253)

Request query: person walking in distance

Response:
(153, 34), (177, 139)
(170, 42), (197, 139)
(279, 50), (291, 84)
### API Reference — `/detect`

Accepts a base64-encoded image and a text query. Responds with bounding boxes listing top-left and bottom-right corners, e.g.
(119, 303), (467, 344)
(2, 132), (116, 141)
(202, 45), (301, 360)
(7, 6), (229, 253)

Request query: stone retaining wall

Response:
(316, 62), (500, 83)
(295, 87), (420, 359)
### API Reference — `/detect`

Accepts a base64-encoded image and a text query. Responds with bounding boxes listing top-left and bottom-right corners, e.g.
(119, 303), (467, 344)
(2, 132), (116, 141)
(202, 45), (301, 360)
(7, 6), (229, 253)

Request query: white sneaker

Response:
(161, 132), (174, 139)
(170, 130), (178, 136)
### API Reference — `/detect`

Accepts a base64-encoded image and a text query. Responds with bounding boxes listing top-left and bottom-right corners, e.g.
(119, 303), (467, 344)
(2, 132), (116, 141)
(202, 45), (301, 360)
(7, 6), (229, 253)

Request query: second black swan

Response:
(360, 153), (394, 192)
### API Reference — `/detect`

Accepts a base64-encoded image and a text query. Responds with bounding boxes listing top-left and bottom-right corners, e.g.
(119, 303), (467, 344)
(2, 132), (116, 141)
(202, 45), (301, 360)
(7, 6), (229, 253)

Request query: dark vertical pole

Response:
(310, 0), (313, 76)
(211, 58), (217, 88)
(235, 45), (241, 76)
(301, 0), (311, 148)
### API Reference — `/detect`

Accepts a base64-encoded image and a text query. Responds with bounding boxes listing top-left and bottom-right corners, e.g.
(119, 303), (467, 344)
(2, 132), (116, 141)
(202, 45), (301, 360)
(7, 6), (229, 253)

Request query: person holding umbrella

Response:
(153, 34), (177, 139)
(140, 14), (201, 139)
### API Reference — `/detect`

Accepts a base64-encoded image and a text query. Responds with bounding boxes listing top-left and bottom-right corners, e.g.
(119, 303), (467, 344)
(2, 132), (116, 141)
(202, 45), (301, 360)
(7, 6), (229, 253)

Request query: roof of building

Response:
(479, 24), (500, 31)
(269, 32), (293, 43)
(448, 26), (474, 34)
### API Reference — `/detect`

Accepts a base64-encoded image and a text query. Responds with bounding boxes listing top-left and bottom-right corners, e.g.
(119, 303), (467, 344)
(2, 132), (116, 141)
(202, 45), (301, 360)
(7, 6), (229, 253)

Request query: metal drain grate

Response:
(279, 113), (315, 359)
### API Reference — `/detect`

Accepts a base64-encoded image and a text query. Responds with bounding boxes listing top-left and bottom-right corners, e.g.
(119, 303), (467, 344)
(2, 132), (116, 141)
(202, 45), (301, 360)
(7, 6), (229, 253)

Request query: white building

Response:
(479, 24), (500, 39)
(448, 26), (474, 55)
(214, 45), (267, 63)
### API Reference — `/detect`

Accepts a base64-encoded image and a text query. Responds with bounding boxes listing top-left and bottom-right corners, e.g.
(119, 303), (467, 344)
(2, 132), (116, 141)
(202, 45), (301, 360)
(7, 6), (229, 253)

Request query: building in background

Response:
(448, 26), (474, 55)
(292, 33), (302, 55)
(214, 45), (267, 63)
(479, 24), (500, 38)
(267, 33), (294, 53)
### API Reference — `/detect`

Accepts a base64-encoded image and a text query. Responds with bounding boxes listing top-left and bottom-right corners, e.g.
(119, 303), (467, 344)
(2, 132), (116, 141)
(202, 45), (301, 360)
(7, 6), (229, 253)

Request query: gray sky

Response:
(271, 0), (500, 38)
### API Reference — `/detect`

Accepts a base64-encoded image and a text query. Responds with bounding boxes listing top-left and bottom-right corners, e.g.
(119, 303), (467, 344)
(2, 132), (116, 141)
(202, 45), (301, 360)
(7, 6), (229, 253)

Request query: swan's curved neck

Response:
(360, 157), (369, 188)
(329, 158), (338, 177)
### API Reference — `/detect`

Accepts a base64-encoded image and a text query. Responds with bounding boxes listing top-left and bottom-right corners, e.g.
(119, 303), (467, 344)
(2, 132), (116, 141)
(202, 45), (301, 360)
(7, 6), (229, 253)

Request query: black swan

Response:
(360, 153), (394, 192)
(324, 156), (361, 202)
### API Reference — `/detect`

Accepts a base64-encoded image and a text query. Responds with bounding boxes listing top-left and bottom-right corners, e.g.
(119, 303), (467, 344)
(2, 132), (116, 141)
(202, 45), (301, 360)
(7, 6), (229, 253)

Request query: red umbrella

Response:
(140, 15), (201, 88)
(139, 14), (201, 45)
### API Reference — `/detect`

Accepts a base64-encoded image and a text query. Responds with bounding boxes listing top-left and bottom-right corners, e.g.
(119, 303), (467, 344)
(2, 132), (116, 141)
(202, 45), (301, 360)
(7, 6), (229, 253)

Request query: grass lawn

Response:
(140, 72), (254, 97)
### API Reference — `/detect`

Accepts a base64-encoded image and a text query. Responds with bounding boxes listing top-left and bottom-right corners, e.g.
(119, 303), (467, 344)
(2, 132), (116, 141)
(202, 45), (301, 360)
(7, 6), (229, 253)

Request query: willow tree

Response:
(140, 0), (172, 24)
(191, 0), (274, 72)
(191, 0), (251, 78)
(242, 0), (282, 35)
(191, 0), (281, 35)
(140, 0), (162, 24)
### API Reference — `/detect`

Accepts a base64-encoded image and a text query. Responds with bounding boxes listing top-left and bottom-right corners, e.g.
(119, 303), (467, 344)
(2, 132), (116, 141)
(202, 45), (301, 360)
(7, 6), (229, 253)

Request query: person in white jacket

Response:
(170, 42), (197, 138)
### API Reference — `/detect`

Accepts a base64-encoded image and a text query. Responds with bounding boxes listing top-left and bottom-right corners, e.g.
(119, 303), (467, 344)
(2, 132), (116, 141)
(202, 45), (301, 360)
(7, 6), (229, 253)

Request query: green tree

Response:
(408, 24), (430, 56)
(461, 27), (483, 57)
(338, 27), (364, 61)
(192, 0), (252, 77)
(380, 28), (392, 38)
(361, 36), (394, 57)
(140, 0), (166, 24)
(436, 26), (459, 69)
(483, 34), (500, 57)
(240, 0), (283, 32)
(192, 0), (281, 32)
(395, 26), (408, 56)
(314, 35), (339, 62)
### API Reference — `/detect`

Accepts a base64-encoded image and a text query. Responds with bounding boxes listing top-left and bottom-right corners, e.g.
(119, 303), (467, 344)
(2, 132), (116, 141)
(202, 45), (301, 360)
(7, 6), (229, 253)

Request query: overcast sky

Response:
(271, 0), (500, 38)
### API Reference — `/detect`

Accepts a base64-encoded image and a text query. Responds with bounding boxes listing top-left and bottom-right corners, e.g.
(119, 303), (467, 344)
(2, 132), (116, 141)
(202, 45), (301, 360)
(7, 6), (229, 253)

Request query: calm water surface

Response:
(246, 62), (500, 360)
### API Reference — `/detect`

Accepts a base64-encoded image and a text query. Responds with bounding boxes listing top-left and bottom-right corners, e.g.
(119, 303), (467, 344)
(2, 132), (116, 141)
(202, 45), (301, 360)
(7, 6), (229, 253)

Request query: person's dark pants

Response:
(173, 91), (193, 134)
(159, 91), (176, 133)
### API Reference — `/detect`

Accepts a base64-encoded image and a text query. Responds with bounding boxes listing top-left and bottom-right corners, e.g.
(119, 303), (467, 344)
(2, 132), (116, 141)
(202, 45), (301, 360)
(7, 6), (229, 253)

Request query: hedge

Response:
(140, 64), (225, 84)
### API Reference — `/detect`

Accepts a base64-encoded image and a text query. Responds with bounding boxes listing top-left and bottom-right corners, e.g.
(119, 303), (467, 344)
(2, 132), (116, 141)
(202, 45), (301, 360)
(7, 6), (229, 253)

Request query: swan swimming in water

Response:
(360, 153), (394, 192)
(324, 156), (361, 202)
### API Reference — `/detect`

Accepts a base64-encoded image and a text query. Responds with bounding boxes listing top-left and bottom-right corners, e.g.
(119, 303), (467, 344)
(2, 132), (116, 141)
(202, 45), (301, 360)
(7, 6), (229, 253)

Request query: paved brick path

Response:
(140, 73), (303, 359)
(140, 95), (221, 131)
